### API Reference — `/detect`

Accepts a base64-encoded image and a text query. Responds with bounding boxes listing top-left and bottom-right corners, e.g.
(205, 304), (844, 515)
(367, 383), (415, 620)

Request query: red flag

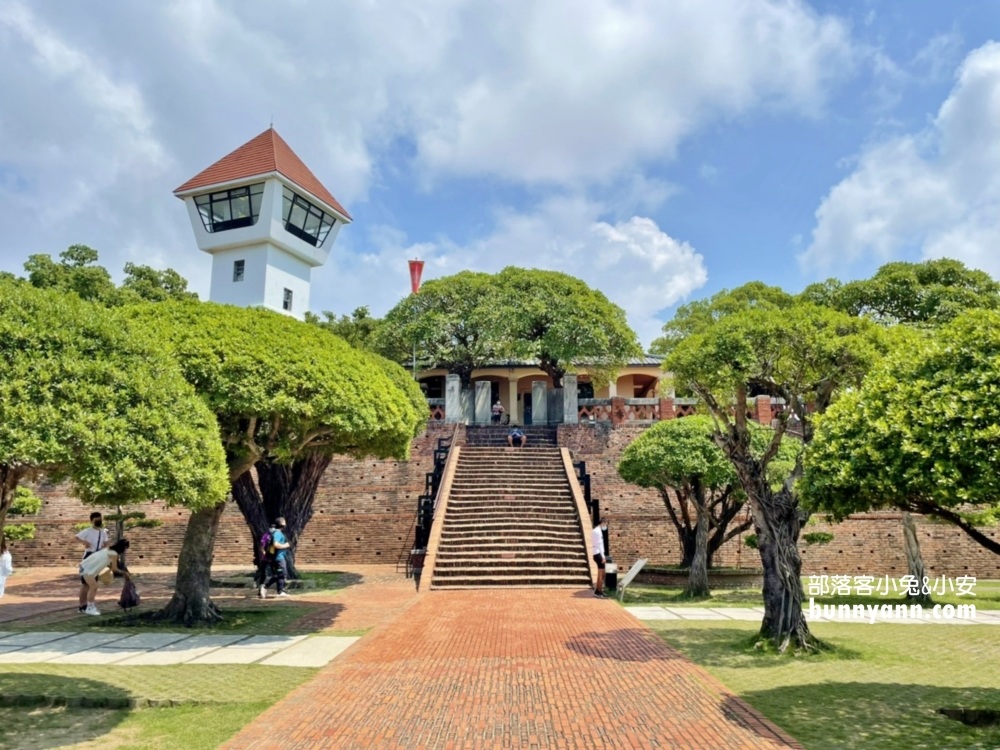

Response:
(408, 259), (425, 294)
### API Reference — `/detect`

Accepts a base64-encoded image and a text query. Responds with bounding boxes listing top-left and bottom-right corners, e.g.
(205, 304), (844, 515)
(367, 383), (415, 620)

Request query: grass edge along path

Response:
(0, 665), (318, 750)
(651, 619), (1000, 750)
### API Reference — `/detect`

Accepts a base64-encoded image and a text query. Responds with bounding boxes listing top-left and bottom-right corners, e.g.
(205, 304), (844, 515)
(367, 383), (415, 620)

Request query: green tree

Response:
(618, 416), (798, 597)
(802, 311), (1000, 558)
(24, 246), (199, 305)
(132, 301), (426, 622)
(119, 262), (199, 303)
(306, 306), (382, 351)
(488, 267), (642, 388)
(802, 259), (1000, 602)
(378, 271), (498, 386)
(4, 487), (43, 542)
(802, 258), (999, 326)
(651, 282), (794, 357)
(23, 245), (117, 303)
(667, 295), (883, 651)
(0, 281), (229, 548)
(232, 351), (427, 579)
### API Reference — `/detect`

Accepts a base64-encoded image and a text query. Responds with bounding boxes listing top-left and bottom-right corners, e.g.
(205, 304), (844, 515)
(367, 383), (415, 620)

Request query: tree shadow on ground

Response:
(564, 628), (685, 662)
(0, 673), (131, 750)
(731, 683), (1000, 750)
(652, 625), (864, 668)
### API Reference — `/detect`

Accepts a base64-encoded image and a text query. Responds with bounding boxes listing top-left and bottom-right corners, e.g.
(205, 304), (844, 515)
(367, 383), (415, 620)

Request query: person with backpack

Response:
(259, 518), (291, 598)
(255, 522), (277, 592)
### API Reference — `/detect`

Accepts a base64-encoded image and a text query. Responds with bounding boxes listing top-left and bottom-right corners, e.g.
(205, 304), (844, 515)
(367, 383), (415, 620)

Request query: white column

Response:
(532, 380), (548, 425)
(474, 381), (491, 425)
(445, 374), (462, 423)
(563, 373), (578, 424)
(507, 377), (519, 424)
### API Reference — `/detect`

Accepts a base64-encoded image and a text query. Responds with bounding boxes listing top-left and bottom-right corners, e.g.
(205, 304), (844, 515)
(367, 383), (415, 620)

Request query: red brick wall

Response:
(556, 424), (1000, 578)
(11, 420), (1000, 579)
(13, 424), (464, 569)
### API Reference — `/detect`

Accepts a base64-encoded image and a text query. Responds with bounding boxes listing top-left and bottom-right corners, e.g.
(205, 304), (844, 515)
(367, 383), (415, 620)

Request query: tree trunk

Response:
(154, 501), (226, 625)
(901, 512), (932, 605)
(750, 485), (822, 652)
(231, 471), (268, 567)
(685, 485), (711, 598)
(235, 454), (333, 580)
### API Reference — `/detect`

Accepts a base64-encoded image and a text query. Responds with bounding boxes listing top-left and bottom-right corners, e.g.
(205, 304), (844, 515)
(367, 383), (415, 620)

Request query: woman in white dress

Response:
(79, 539), (130, 616)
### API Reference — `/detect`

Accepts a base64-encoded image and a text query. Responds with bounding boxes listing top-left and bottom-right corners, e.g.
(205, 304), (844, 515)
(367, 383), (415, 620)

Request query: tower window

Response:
(233, 259), (245, 282)
(282, 188), (336, 247)
(283, 288), (293, 312)
(194, 183), (264, 233)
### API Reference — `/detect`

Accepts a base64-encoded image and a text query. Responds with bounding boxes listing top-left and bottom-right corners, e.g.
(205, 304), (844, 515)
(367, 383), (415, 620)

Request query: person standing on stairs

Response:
(591, 517), (609, 597)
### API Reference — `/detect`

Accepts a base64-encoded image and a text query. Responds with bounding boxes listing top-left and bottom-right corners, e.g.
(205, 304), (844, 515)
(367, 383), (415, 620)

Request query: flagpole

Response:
(408, 259), (424, 380)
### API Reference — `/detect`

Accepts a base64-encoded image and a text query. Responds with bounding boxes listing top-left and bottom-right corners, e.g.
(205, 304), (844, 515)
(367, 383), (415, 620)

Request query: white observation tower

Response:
(174, 128), (351, 319)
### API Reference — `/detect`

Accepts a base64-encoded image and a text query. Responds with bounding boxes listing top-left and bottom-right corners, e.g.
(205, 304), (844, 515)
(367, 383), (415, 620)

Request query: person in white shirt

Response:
(79, 539), (130, 616)
(0, 540), (12, 598)
(591, 517), (609, 597)
(77, 512), (109, 612)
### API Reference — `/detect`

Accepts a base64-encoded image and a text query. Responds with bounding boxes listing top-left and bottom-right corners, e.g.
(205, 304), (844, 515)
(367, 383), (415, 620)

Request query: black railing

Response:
(413, 435), (452, 552)
(573, 459), (609, 556)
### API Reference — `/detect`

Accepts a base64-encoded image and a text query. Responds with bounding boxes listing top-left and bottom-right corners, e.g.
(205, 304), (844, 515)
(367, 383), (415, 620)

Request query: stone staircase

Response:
(430, 447), (591, 588)
(464, 425), (558, 448)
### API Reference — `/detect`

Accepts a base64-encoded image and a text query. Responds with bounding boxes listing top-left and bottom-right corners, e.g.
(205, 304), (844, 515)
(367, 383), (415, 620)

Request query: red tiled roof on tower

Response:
(174, 128), (351, 220)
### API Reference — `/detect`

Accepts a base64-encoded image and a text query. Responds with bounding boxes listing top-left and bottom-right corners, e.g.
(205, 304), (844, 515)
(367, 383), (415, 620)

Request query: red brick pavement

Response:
(223, 590), (801, 750)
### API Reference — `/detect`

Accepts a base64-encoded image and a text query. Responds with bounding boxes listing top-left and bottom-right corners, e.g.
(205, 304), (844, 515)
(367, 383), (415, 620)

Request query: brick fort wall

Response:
(11, 421), (999, 579)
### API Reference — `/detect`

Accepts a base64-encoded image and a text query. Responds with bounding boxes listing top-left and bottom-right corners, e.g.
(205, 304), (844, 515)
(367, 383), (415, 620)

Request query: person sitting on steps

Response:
(507, 426), (527, 448)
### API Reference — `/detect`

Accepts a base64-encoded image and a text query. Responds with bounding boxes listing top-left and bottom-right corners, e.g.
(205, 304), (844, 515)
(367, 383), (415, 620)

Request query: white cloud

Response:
(0, 1), (840, 314)
(315, 196), (707, 348)
(800, 41), (1000, 279)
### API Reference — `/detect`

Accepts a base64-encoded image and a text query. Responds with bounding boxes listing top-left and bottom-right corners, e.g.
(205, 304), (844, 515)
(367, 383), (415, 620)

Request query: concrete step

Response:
(436, 546), (585, 558)
(431, 573), (591, 587)
(434, 558), (587, 570)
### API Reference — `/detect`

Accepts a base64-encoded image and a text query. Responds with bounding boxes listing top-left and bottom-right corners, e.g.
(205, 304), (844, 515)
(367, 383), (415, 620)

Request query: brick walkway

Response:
(223, 590), (801, 750)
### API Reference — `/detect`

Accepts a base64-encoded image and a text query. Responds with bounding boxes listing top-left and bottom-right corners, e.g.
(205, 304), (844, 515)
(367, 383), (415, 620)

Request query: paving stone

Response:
(50, 648), (146, 665)
(181, 635), (250, 648)
(228, 635), (306, 649)
(259, 637), (359, 667)
(625, 607), (680, 620)
(0, 632), (13, 641)
(221, 590), (802, 750)
(0, 645), (24, 653)
(0, 632), (74, 647)
(116, 646), (223, 666)
(49, 633), (132, 650)
(188, 648), (279, 665)
(104, 633), (191, 649)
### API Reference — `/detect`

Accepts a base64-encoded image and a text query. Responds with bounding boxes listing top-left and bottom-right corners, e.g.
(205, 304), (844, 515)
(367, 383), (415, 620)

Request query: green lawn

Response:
(0, 665), (316, 750)
(651, 620), (1000, 750)
(623, 579), (1000, 610)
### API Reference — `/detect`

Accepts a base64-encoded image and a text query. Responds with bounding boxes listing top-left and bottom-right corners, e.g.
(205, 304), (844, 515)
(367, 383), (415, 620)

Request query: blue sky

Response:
(1, 1), (999, 347)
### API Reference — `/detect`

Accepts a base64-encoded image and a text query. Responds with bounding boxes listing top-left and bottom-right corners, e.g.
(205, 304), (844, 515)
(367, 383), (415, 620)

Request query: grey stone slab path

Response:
(0, 630), (355, 666)
(626, 605), (1000, 624)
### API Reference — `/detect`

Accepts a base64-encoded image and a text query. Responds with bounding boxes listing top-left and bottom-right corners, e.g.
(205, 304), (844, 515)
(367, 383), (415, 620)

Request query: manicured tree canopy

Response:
(306, 306), (383, 352)
(802, 311), (1000, 554)
(667, 293), (884, 651)
(801, 258), (999, 327)
(130, 301), (426, 622)
(488, 267), (642, 387)
(0, 280), (228, 542)
(650, 282), (795, 357)
(378, 271), (498, 387)
(619, 416), (798, 597)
